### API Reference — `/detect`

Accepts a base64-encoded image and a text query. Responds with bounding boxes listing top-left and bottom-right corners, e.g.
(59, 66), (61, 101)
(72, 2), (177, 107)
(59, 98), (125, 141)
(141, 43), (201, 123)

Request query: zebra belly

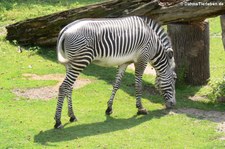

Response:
(93, 54), (137, 67)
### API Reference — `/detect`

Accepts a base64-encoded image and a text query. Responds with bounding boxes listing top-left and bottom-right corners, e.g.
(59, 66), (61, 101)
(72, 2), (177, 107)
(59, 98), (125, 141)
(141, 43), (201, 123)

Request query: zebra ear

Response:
(166, 48), (174, 59)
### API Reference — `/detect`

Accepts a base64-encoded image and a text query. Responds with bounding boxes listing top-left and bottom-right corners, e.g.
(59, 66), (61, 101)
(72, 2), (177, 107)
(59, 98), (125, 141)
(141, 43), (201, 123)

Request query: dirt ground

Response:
(13, 64), (155, 100)
(170, 108), (225, 137)
(13, 73), (92, 100)
(128, 64), (156, 75)
(12, 66), (225, 135)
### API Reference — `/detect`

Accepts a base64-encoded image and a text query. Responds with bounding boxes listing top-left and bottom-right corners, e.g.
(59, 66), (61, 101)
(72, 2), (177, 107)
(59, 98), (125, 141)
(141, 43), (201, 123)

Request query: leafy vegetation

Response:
(208, 75), (225, 101)
(0, 1), (225, 148)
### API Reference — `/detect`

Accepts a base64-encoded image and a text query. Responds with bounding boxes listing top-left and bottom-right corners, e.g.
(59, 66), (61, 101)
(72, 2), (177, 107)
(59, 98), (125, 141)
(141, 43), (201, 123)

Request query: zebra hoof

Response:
(54, 121), (63, 129)
(69, 116), (77, 122)
(137, 108), (148, 115)
(105, 107), (113, 115)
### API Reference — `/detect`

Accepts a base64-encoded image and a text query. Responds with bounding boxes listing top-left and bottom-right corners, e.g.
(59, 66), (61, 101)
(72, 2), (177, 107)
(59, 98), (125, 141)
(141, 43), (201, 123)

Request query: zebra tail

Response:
(57, 33), (69, 64)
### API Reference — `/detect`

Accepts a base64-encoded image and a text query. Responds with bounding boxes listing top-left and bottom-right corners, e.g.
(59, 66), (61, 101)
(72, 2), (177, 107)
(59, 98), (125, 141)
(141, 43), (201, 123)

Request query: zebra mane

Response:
(141, 17), (175, 72)
(141, 17), (172, 50)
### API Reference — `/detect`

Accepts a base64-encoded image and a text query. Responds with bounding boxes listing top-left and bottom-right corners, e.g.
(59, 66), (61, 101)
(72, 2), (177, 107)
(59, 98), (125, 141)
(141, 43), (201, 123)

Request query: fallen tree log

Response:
(6, 0), (156, 46)
(6, 0), (225, 46)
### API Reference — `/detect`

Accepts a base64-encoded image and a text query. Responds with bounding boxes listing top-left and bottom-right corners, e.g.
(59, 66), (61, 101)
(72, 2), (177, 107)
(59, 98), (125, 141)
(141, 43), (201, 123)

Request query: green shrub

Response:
(208, 75), (225, 102)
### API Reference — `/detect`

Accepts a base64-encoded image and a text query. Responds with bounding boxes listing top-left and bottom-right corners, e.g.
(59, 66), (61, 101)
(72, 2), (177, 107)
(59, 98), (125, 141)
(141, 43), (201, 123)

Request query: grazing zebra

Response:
(54, 16), (176, 129)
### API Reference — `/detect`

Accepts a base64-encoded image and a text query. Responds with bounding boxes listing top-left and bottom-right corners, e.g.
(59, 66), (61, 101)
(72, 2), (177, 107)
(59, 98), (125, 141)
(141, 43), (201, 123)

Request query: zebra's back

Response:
(61, 16), (155, 66)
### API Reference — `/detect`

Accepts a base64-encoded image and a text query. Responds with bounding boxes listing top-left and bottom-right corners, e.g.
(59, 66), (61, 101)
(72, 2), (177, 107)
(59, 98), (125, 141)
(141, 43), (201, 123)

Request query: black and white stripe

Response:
(54, 16), (176, 128)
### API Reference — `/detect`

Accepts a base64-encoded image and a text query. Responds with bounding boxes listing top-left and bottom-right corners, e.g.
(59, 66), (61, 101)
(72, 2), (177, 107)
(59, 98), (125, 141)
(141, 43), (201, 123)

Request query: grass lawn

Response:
(0, 1), (225, 148)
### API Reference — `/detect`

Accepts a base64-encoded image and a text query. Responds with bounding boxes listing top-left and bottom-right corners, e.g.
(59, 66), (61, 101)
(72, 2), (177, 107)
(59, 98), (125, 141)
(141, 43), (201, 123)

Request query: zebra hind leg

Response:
(67, 86), (77, 122)
(54, 62), (87, 129)
(54, 82), (69, 129)
(105, 64), (128, 115)
(134, 61), (148, 115)
(55, 81), (77, 129)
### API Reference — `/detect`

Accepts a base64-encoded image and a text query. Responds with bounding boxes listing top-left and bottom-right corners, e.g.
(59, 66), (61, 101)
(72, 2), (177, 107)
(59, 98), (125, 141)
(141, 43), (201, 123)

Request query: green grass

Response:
(0, 1), (225, 148)
(0, 0), (104, 26)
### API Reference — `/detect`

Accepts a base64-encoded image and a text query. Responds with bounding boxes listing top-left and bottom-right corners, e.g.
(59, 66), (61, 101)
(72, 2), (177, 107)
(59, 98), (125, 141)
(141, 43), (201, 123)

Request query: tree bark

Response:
(168, 21), (210, 85)
(220, 14), (225, 51)
(6, 0), (225, 46)
(5, 0), (158, 46)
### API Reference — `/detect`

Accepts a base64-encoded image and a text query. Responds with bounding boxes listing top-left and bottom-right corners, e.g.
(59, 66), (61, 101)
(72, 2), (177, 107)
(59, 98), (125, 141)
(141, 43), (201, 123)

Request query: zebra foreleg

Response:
(105, 64), (128, 115)
(134, 61), (148, 115)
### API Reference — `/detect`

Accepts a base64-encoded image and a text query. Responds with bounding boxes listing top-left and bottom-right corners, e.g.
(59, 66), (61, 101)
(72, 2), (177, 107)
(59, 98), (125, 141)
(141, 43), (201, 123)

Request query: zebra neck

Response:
(155, 67), (171, 78)
(151, 51), (170, 75)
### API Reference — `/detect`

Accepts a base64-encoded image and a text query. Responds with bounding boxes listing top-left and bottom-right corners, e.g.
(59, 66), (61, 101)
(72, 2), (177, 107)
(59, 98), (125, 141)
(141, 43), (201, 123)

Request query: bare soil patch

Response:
(188, 95), (207, 101)
(171, 108), (225, 134)
(13, 74), (225, 137)
(128, 64), (156, 76)
(0, 27), (6, 36)
(13, 74), (93, 100)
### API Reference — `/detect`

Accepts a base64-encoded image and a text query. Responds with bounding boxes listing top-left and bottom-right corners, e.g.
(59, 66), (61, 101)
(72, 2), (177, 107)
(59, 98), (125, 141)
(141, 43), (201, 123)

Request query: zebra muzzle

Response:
(165, 100), (176, 109)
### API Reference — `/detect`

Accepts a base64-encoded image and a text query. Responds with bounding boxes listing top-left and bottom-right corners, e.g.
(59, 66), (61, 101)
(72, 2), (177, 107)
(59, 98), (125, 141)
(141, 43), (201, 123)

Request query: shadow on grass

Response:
(34, 109), (169, 146)
(32, 48), (225, 145)
(80, 64), (222, 110)
(82, 64), (162, 104)
(33, 47), (221, 109)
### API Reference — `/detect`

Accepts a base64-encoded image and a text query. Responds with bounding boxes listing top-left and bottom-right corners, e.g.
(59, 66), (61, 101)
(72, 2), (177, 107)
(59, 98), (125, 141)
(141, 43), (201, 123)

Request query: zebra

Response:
(54, 16), (176, 129)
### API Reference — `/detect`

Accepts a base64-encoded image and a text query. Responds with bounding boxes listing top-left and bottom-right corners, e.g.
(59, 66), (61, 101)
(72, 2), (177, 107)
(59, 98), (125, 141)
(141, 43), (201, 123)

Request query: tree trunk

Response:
(168, 21), (210, 85)
(6, 0), (225, 46)
(220, 14), (225, 51)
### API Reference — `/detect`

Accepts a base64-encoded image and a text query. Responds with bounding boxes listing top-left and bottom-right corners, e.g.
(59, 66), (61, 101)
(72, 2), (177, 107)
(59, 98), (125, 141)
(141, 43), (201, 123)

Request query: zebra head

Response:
(155, 48), (177, 109)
